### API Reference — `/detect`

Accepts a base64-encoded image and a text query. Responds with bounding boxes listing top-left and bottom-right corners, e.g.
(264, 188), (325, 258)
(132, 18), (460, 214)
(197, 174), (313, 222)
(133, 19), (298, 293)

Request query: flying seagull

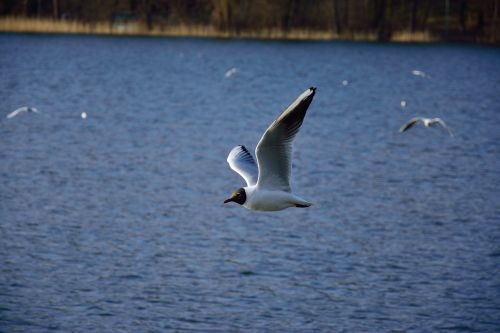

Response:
(399, 117), (453, 136)
(7, 106), (39, 119)
(411, 69), (427, 78)
(224, 87), (316, 211)
(225, 67), (239, 78)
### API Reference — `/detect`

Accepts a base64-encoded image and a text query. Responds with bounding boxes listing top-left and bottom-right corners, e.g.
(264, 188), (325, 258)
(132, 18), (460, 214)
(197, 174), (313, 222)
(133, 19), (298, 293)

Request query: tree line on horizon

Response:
(1, 0), (499, 42)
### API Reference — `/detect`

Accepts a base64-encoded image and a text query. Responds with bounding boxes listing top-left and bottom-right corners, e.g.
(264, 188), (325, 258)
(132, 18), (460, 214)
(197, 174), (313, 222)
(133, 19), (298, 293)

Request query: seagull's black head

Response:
(224, 187), (246, 205)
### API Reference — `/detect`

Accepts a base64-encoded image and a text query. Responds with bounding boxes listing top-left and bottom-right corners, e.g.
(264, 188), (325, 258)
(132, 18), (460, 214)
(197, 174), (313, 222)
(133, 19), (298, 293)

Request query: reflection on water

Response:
(1, 34), (500, 332)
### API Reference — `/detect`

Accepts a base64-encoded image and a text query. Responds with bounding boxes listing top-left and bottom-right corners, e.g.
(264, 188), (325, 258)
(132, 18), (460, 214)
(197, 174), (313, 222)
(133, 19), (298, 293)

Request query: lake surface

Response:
(1, 34), (499, 332)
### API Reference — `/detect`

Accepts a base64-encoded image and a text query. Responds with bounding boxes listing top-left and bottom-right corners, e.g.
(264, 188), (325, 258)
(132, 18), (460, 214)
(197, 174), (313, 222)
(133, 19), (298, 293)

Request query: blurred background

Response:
(1, 0), (500, 43)
(1, 1), (500, 333)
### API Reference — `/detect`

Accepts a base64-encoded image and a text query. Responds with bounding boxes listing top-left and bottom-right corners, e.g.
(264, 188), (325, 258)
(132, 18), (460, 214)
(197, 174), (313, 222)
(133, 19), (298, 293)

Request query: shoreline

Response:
(1, 17), (495, 44)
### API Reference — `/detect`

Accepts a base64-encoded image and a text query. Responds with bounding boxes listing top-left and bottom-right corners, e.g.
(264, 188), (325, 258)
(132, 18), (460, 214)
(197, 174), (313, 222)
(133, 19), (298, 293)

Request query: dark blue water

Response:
(1, 34), (499, 332)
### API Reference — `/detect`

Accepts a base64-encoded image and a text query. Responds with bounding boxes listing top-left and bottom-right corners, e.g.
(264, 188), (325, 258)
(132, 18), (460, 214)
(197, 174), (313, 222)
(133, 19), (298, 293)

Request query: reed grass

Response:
(0, 16), (437, 43)
(391, 30), (437, 43)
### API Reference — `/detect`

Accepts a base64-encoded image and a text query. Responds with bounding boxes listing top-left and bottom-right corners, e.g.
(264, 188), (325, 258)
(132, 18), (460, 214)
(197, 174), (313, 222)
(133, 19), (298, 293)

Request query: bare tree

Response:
(53, 0), (58, 18)
(410, 0), (418, 31)
(332, 0), (342, 34)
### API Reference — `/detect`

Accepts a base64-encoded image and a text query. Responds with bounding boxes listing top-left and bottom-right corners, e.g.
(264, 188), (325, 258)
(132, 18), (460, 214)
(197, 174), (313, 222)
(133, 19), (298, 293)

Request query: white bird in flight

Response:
(411, 69), (427, 77)
(224, 87), (316, 211)
(399, 117), (453, 136)
(225, 67), (239, 78)
(7, 106), (39, 119)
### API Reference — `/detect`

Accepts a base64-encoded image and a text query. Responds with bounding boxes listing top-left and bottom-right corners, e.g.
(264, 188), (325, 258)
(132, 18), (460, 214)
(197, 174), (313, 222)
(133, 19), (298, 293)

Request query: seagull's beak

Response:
(223, 197), (233, 204)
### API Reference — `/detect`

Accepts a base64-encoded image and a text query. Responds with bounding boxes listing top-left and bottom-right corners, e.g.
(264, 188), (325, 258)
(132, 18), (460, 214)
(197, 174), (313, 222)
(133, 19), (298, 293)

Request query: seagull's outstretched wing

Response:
(433, 118), (454, 137)
(227, 145), (258, 186)
(255, 87), (316, 191)
(399, 117), (423, 133)
(7, 107), (28, 119)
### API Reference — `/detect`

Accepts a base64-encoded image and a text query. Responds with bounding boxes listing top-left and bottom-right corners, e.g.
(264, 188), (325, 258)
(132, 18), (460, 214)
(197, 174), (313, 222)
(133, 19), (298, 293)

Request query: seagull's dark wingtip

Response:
(309, 87), (316, 93)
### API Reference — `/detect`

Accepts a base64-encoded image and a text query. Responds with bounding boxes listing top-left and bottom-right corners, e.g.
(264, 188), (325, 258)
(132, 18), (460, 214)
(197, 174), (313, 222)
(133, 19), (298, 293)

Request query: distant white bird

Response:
(342, 80), (349, 86)
(399, 117), (453, 136)
(81, 112), (87, 119)
(224, 87), (316, 211)
(400, 100), (407, 108)
(225, 67), (239, 78)
(411, 70), (427, 77)
(7, 106), (39, 119)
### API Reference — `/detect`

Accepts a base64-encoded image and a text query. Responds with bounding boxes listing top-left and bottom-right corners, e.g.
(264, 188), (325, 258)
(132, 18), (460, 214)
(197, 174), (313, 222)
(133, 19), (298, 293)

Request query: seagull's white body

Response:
(7, 106), (38, 119)
(399, 117), (453, 136)
(224, 87), (316, 211)
(242, 186), (312, 212)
